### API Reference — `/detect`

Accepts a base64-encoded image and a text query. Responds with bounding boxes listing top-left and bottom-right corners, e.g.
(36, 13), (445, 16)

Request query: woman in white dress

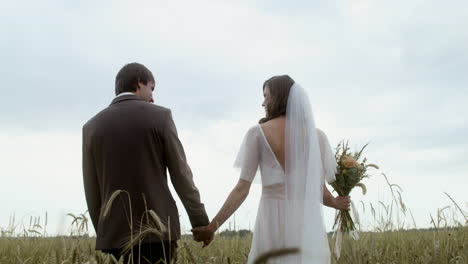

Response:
(192, 75), (350, 263)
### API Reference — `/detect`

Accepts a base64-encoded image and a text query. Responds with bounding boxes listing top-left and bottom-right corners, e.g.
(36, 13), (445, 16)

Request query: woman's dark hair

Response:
(259, 75), (295, 124)
(115, 63), (154, 95)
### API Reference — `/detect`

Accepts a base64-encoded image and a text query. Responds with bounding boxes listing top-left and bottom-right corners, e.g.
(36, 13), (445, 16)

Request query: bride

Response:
(192, 75), (350, 263)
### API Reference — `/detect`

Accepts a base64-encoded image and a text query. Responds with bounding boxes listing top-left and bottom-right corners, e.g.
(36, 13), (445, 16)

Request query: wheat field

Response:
(1, 178), (467, 264)
(0, 226), (467, 264)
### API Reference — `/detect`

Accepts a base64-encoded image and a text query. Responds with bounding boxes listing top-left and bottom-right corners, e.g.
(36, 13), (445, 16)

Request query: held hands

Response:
(191, 224), (216, 248)
(334, 195), (351, 211)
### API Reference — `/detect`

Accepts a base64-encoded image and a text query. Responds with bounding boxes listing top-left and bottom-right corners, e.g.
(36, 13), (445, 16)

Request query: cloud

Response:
(0, 0), (467, 233)
(2, 0), (467, 129)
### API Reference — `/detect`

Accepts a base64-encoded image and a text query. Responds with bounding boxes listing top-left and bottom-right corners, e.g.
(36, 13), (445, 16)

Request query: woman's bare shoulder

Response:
(261, 116), (286, 129)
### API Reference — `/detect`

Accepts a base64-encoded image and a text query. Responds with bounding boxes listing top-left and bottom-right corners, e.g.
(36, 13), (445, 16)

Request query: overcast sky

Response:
(1, 0), (467, 236)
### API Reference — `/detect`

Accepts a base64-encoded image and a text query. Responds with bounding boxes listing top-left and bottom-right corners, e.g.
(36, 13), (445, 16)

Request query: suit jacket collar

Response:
(110, 94), (142, 105)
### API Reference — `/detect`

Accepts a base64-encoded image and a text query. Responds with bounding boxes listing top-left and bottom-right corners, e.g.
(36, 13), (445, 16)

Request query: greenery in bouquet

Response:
(330, 140), (379, 233)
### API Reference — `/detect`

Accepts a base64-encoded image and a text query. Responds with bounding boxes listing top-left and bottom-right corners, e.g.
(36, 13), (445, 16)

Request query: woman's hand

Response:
(333, 196), (351, 210)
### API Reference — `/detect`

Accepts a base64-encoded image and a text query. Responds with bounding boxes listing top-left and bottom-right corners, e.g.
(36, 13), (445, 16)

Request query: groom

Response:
(82, 62), (210, 262)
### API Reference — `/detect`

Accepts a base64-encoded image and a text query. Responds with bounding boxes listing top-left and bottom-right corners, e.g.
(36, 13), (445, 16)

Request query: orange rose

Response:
(342, 156), (357, 168)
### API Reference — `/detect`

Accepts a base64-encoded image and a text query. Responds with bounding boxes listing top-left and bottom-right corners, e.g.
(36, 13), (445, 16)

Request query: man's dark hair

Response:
(115, 63), (154, 95)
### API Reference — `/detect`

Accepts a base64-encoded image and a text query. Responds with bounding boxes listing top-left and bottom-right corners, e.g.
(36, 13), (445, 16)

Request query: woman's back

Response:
(260, 116), (286, 170)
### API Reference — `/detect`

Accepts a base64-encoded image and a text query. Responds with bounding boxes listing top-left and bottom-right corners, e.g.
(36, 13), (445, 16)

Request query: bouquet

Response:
(330, 141), (378, 258)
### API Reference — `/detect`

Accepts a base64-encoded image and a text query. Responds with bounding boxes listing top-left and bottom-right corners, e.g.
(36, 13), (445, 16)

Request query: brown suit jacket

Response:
(82, 94), (209, 250)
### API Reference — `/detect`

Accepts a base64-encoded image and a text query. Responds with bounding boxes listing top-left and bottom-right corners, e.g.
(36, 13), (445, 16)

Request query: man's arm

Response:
(82, 129), (102, 233)
(163, 110), (209, 228)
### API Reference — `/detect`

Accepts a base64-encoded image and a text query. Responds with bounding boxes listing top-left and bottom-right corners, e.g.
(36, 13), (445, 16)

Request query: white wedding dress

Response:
(234, 84), (337, 264)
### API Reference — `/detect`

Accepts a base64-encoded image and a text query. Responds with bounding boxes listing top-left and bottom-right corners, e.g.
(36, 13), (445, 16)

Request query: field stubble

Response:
(1, 175), (467, 263)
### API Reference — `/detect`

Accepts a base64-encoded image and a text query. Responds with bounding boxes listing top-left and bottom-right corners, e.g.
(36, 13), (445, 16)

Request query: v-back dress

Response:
(234, 124), (334, 264)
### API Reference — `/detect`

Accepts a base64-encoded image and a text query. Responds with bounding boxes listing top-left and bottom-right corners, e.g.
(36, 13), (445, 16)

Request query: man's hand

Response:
(191, 226), (215, 247)
(334, 196), (351, 211)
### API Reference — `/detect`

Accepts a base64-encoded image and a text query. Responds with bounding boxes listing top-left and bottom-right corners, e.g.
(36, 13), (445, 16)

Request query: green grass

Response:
(334, 227), (467, 264)
(2, 174), (467, 263)
(1, 227), (467, 264)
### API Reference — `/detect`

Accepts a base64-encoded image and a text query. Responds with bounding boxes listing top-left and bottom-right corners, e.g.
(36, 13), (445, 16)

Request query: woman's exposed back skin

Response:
(260, 116), (286, 170)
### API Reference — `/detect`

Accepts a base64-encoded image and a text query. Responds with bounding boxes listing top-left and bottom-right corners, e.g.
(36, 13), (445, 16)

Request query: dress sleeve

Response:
(317, 128), (337, 184)
(233, 126), (260, 182)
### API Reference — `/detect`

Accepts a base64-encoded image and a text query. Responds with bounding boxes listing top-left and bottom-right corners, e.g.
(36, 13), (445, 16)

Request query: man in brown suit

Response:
(82, 63), (209, 262)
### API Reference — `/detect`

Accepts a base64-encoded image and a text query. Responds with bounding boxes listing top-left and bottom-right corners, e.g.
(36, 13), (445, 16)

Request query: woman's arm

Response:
(323, 184), (351, 210)
(208, 179), (251, 231)
(323, 184), (336, 208)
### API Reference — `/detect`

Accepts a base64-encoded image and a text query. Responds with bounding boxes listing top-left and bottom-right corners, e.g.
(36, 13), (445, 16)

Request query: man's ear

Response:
(135, 81), (142, 90)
